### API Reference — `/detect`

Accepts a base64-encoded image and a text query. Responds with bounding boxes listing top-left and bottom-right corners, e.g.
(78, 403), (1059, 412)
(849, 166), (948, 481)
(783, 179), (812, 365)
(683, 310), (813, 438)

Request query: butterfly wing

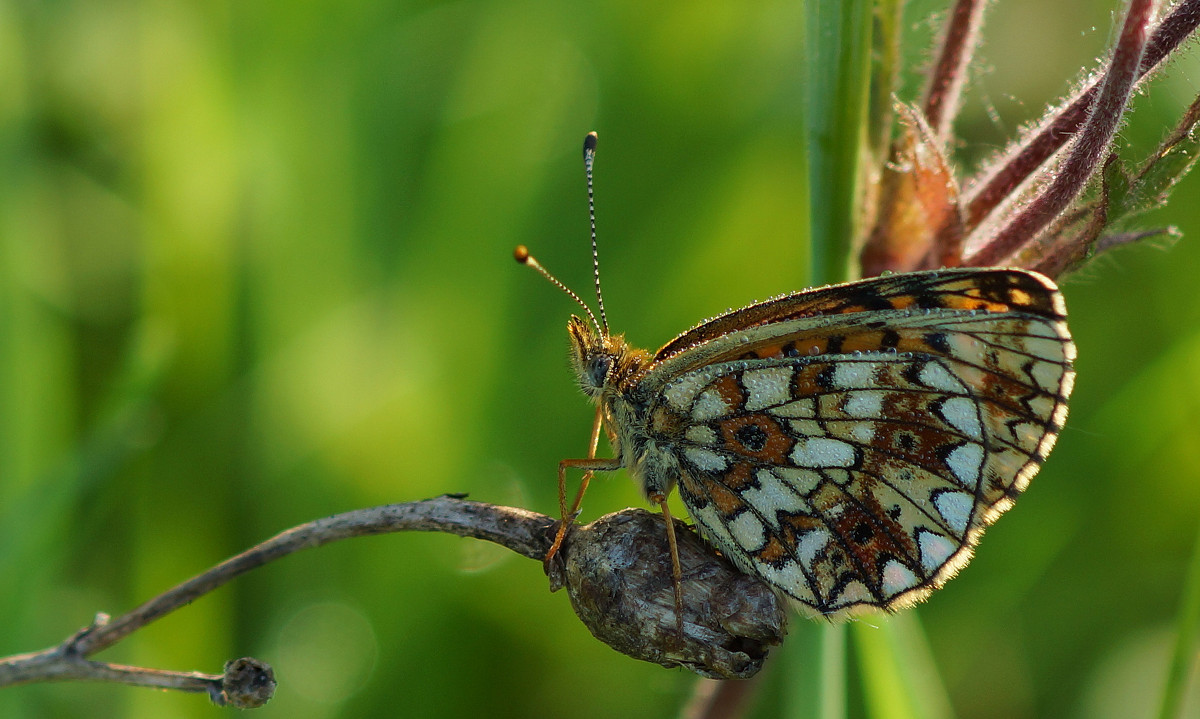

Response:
(651, 268), (1066, 373)
(641, 270), (1074, 618)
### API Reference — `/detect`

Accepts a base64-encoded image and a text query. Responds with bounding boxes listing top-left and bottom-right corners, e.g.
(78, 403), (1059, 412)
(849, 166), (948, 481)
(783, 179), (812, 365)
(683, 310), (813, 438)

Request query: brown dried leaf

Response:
(860, 104), (964, 276)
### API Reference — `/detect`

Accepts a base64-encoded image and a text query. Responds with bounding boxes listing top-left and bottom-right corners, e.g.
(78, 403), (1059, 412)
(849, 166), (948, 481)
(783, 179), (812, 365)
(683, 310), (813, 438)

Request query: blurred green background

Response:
(3, 0), (1200, 717)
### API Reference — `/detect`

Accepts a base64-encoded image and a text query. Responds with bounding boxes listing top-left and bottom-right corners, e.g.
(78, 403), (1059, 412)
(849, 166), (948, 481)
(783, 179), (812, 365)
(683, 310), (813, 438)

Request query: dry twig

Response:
(0, 496), (785, 707)
(0, 497), (555, 706)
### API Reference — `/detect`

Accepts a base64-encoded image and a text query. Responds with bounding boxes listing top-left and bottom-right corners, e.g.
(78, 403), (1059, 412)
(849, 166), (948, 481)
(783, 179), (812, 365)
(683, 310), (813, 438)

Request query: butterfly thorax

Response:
(567, 315), (682, 498)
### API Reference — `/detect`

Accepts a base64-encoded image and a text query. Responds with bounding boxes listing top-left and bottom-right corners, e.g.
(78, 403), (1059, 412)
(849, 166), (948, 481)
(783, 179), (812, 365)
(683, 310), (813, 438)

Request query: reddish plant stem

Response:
(924, 0), (987, 139)
(1028, 155), (1118, 277)
(1029, 89), (1200, 275)
(964, 0), (1200, 231)
(966, 0), (1153, 267)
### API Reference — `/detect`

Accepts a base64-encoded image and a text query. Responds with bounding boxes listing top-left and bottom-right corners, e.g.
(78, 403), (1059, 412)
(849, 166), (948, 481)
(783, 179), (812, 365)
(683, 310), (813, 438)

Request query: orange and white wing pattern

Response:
(643, 268), (1075, 619)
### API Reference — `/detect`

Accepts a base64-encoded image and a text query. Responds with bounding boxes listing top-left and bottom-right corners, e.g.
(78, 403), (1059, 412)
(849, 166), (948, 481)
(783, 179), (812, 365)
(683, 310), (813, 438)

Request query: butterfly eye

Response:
(586, 354), (613, 388)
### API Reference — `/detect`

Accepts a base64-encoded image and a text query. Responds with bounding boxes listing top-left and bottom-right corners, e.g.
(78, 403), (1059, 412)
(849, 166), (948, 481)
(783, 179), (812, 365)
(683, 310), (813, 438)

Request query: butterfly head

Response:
(565, 313), (647, 402)
(566, 314), (608, 389)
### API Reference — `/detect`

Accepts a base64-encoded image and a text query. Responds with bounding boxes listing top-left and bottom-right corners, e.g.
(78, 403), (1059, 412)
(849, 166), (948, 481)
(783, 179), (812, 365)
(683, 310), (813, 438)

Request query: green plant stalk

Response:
(1157, 513), (1200, 719)
(771, 623), (836, 719)
(805, 0), (874, 287)
(854, 613), (956, 719)
(867, 0), (904, 177)
(783, 1), (874, 717)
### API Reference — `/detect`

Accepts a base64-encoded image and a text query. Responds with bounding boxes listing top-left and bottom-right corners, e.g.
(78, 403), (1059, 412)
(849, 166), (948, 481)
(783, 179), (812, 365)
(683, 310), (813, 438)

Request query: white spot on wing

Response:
(742, 474), (814, 526)
(881, 560), (920, 596)
(833, 362), (875, 389)
(692, 504), (745, 571)
(685, 425), (717, 444)
(692, 388), (731, 421)
(790, 438), (858, 467)
(728, 512), (767, 551)
(663, 374), (705, 412)
(918, 362), (966, 392)
(1023, 322), (1063, 339)
(938, 396), (983, 439)
(847, 421), (876, 444)
(918, 531), (957, 572)
(796, 529), (831, 569)
(833, 580), (873, 607)
(842, 390), (884, 418)
(1027, 394), (1057, 421)
(933, 491), (973, 536)
(1020, 336), (1068, 359)
(1008, 420), (1045, 447)
(742, 367), (793, 411)
(1031, 360), (1065, 393)
(773, 467), (823, 496)
(945, 442), (984, 486)
(770, 399), (816, 418)
(788, 418), (825, 436)
(684, 446), (728, 472)
(824, 468), (851, 486)
(756, 560), (814, 604)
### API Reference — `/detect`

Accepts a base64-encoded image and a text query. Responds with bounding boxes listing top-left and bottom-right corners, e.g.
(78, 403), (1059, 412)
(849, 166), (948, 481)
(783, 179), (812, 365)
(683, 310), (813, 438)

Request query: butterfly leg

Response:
(544, 455), (622, 570)
(567, 406), (605, 517)
(650, 493), (685, 641)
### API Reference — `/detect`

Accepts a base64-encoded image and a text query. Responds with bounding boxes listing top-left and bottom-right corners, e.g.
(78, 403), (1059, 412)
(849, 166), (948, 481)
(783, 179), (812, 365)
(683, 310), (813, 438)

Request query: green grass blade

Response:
(805, 0), (874, 285)
(820, 623), (848, 719)
(781, 3), (874, 717)
(867, 0), (904, 169)
(776, 622), (847, 719)
(854, 613), (956, 719)
(1157, 514), (1200, 719)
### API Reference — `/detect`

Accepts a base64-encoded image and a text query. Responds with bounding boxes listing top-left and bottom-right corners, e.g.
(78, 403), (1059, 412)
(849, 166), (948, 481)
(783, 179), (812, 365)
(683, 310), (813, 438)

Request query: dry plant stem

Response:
(966, 0), (1153, 267)
(964, 0), (1200, 230)
(75, 497), (553, 656)
(923, 0), (986, 138)
(0, 497), (555, 691)
(0, 647), (222, 697)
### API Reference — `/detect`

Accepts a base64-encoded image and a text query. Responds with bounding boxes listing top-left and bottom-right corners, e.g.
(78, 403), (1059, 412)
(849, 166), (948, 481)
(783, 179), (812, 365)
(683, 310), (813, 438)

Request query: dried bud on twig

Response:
(218, 657), (276, 709)
(554, 509), (787, 680)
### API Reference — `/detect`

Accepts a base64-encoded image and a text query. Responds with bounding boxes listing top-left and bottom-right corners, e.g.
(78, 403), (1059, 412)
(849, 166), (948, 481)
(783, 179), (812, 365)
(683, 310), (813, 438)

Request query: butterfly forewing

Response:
(636, 268), (1074, 618)
(653, 268), (1064, 364)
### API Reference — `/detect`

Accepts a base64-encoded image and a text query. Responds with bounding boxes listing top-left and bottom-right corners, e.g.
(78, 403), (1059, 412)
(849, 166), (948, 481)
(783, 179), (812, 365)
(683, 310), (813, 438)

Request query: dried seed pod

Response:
(219, 657), (276, 708)
(555, 509), (787, 680)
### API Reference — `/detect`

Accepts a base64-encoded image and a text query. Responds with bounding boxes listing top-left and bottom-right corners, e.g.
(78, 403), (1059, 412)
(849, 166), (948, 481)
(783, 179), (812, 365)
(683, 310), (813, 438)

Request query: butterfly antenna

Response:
(583, 132), (609, 335)
(514, 245), (604, 336)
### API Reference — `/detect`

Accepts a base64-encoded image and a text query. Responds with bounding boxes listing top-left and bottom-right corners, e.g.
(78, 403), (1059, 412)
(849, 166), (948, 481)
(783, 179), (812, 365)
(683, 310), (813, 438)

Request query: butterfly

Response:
(519, 132), (1075, 619)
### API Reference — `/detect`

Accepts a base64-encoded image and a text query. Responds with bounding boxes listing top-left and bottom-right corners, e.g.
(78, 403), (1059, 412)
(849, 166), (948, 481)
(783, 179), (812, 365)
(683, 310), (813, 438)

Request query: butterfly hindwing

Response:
(640, 270), (1074, 618)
